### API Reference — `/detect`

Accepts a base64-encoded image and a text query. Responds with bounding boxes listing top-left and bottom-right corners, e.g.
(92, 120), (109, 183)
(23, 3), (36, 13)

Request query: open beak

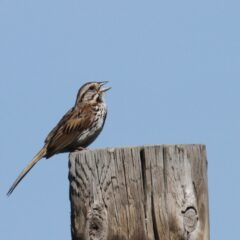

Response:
(99, 81), (111, 92)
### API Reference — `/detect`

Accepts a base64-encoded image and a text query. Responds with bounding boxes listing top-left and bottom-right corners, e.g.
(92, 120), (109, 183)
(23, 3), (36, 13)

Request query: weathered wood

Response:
(69, 144), (209, 240)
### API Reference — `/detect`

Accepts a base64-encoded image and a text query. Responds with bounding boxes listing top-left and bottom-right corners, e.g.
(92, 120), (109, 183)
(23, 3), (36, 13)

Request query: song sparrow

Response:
(7, 81), (111, 196)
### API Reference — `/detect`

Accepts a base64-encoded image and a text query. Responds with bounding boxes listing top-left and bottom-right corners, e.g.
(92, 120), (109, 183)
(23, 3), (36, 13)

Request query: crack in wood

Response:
(140, 148), (147, 220)
(150, 160), (160, 240)
(121, 148), (131, 239)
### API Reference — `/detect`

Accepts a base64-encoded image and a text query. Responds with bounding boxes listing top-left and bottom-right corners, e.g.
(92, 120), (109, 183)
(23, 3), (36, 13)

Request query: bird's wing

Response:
(45, 105), (93, 157)
(44, 107), (74, 143)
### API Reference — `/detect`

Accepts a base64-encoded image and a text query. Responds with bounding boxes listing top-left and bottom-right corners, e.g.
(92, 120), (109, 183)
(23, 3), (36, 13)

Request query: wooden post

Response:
(69, 145), (209, 240)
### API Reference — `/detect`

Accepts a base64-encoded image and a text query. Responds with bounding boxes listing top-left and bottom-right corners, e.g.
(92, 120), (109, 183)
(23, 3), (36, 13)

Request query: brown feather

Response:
(7, 147), (46, 196)
(45, 104), (94, 158)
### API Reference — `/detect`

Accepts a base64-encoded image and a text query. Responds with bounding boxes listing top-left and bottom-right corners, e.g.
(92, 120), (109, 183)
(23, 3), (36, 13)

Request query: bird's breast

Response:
(76, 103), (107, 147)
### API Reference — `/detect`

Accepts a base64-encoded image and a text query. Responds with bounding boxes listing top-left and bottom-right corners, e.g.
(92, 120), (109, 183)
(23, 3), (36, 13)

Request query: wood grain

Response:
(69, 145), (209, 240)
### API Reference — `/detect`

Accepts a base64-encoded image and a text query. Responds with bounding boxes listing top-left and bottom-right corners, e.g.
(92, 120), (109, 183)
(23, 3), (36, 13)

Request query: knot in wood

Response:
(183, 207), (198, 233)
(87, 203), (108, 240)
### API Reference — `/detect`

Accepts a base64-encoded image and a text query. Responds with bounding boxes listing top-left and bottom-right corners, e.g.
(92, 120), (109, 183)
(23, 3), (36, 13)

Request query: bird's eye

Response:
(89, 86), (95, 91)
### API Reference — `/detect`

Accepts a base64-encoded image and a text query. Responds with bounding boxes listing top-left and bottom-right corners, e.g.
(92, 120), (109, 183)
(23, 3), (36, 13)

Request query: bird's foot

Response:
(73, 146), (89, 152)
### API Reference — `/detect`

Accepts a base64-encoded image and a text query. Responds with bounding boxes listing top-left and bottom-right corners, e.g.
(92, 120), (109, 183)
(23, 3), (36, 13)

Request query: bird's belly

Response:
(76, 110), (106, 147)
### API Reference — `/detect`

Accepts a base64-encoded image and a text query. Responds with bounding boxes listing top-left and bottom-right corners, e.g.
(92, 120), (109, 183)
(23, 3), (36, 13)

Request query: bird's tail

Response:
(7, 147), (47, 196)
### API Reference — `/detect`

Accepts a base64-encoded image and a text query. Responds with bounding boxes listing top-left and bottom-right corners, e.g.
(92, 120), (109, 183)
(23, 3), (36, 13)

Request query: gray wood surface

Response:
(69, 144), (209, 240)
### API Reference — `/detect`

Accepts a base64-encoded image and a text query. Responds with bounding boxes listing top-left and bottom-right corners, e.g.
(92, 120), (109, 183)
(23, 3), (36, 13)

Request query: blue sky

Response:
(0, 0), (239, 239)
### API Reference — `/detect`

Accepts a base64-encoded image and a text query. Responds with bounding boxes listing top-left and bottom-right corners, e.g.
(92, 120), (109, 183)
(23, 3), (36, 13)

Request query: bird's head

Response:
(75, 81), (111, 105)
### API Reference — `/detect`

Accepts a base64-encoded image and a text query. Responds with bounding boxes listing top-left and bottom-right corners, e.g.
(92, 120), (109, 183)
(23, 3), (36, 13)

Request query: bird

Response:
(7, 81), (111, 196)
